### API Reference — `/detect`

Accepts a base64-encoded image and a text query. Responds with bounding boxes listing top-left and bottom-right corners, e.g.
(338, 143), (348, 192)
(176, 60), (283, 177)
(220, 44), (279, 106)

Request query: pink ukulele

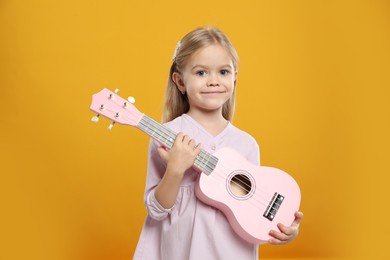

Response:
(90, 88), (301, 244)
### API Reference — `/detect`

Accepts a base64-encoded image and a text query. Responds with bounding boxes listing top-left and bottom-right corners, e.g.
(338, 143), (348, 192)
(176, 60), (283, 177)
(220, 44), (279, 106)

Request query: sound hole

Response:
(229, 174), (252, 197)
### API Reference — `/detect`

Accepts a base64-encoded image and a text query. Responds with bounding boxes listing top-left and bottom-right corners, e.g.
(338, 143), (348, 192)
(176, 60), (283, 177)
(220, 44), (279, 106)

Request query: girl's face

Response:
(173, 44), (236, 117)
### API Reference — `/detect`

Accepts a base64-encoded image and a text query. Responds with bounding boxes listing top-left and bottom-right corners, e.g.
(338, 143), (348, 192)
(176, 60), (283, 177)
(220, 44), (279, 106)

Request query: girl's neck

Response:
(186, 109), (229, 137)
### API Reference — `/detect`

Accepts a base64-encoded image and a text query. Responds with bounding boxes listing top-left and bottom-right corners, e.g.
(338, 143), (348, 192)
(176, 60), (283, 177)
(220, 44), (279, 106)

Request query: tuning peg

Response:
(107, 122), (115, 131)
(114, 88), (120, 94)
(127, 96), (136, 104)
(91, 114), (100, 123)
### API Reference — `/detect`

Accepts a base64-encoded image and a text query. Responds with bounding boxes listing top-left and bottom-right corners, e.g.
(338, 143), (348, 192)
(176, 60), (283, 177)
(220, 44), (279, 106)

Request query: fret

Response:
(194, 151), (207, 171)
(196, 150), (218, 175)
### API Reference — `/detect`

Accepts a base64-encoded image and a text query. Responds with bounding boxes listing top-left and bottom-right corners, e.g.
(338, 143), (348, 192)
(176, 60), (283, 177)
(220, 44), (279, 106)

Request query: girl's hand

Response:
(157, 132), (202, 176)
(268, 211), (303, 245)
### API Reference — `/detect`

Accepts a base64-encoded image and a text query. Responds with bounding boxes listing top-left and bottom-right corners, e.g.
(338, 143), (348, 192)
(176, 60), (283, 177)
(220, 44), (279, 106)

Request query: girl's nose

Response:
(207, 74), (219, 87)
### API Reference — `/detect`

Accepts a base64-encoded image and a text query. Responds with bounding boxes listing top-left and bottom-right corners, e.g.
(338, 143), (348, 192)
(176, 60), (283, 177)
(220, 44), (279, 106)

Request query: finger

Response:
(268, 235), (289, 245)
(269, 228), (289, 241)
(268, 237), (287, 245)
(187, 140), (199, 154)
(192, 143), (202, 156)
(194, 143), (202, 152)
(268, 238), (283, 245)
(182, 134), (191, 143)
(174, 132), (184, 145)
(292, 211), (303, 227)
(277, 223), (293, 235)
(188, 138), (195, 145)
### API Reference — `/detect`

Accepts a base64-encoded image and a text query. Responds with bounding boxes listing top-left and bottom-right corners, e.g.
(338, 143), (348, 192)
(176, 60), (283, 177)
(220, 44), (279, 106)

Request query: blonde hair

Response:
(162, 27), (239, 123)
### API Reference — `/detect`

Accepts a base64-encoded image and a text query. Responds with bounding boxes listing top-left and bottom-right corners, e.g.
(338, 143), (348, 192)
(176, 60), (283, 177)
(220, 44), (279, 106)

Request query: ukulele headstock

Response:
(90, 88), (143, 129)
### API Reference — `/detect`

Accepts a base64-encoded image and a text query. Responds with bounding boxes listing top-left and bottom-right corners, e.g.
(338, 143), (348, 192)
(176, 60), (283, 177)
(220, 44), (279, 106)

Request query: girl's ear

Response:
(234, 70), (238, 86)
(172, 72), (186, 93)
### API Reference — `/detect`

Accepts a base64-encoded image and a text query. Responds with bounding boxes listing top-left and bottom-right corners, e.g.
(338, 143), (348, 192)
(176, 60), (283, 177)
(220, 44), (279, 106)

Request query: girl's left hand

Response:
(268, 211), (303, 245)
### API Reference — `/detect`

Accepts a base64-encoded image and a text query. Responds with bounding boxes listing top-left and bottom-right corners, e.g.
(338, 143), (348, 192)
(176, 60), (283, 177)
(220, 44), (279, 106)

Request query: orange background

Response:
(1, 0), (389, 259)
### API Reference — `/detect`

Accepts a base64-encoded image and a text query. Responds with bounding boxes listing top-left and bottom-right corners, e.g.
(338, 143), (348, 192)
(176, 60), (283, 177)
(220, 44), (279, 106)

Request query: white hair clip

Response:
(172, 41), (182, 62)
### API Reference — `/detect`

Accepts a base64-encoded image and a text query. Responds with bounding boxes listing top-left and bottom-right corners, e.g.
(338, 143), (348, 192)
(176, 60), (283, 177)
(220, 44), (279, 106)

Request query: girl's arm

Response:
(154, 132), (202, 209)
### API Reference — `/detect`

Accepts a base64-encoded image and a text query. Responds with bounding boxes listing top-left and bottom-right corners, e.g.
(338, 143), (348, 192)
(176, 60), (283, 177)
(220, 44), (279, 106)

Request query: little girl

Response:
(133, 27), (303, 260)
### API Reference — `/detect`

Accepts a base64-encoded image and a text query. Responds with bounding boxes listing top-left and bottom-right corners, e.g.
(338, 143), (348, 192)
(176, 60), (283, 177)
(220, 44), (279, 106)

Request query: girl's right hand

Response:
(157, 132), (202, 177)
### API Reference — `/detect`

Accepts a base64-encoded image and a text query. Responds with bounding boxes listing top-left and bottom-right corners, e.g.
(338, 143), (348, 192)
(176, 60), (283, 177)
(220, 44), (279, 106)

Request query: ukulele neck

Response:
(137, 115), (218, 175)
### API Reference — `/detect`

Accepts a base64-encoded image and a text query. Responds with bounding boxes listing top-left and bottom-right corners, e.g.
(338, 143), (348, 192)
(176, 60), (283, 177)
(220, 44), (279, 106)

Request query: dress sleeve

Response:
(143, 139), (174, 220)
(246, 139), (261, 166)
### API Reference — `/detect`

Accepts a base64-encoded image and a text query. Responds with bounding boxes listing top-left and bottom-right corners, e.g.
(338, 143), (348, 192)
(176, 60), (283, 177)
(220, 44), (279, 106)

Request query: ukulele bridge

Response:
(263, 192), (284, 221)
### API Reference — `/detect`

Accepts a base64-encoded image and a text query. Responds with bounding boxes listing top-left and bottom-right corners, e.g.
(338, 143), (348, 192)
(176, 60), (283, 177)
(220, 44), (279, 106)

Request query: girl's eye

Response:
(220, 69), (230, 75)
(196, 70), (206, 76)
